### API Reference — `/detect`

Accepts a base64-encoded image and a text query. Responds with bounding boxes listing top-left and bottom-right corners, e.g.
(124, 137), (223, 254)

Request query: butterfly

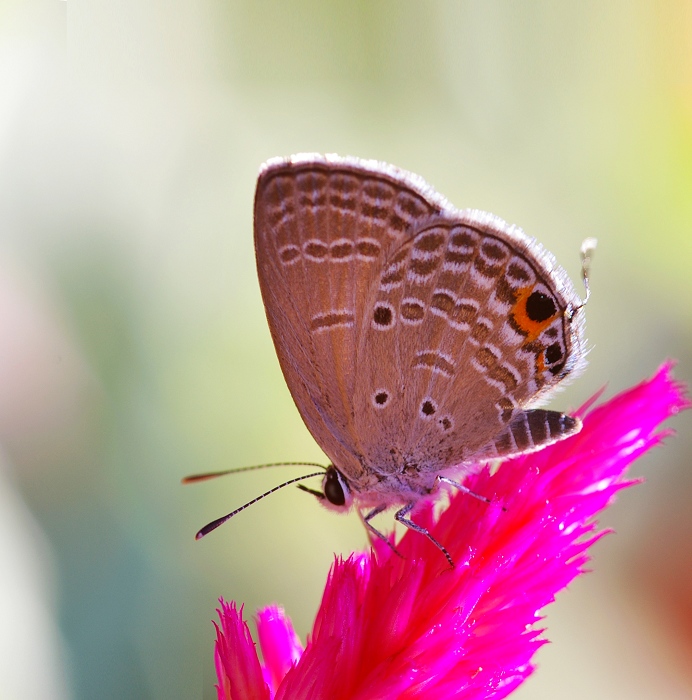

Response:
(190, 154), (593, 566)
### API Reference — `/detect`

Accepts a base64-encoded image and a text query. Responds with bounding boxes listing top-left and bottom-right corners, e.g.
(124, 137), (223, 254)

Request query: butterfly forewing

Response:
(254, 155), (444, 475)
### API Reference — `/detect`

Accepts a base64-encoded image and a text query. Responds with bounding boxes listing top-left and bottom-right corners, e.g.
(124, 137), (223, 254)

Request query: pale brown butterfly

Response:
(188, 154), (594, 566)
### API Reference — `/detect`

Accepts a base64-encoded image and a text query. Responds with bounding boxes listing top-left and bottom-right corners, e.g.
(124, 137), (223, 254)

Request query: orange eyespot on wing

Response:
(511, 287), (560, 342)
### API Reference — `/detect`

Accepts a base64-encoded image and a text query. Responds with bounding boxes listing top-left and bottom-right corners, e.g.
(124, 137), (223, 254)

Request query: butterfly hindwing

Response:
(353, 213), (585, 476)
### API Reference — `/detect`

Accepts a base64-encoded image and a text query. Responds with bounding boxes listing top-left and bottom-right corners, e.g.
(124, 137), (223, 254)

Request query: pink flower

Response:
(214, 363), (688, 700)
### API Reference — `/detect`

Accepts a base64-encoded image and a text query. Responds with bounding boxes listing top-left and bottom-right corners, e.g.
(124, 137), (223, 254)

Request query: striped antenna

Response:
(182, 461), (327, 484)
(193, 471), (325, 539)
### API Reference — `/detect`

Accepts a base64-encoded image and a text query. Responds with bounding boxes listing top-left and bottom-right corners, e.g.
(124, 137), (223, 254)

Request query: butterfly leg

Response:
(437, 476), (490, 504)
(362, 505), (403, 558)
(395, 502), (454, 568)
(437, 476), (507, 512)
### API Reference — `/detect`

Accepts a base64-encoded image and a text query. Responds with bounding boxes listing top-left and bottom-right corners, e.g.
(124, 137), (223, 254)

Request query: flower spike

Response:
(214, 363), (688, 700)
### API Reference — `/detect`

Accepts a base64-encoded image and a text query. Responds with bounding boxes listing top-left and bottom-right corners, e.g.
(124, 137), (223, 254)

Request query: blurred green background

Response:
(1, 2), (691, 699)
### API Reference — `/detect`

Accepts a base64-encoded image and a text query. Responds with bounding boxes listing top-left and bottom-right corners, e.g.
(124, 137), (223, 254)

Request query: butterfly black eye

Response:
(323, 466), (347, 506)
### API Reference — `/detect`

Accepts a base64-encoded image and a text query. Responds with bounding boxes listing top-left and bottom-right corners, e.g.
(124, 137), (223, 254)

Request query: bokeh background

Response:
(1, 2), (691, 698)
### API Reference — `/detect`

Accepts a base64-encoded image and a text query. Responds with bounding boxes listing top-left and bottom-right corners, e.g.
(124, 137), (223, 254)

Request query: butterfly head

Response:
(321, 465), (353, 512)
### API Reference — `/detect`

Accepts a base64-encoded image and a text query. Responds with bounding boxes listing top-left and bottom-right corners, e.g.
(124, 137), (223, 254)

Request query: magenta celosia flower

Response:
(213, 363), (688, 700)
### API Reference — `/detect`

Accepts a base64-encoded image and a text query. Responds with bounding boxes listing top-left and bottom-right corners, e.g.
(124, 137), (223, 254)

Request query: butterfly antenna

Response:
(193, 471), (325, 539)
(182, 461), (327, 484)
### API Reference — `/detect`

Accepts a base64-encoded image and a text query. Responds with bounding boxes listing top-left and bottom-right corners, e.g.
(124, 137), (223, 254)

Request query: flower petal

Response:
(215, 600), (270, 700)
(256, 605), (304, 693)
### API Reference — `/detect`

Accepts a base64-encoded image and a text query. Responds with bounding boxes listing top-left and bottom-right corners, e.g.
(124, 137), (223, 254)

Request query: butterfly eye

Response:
(323, 466), (349, 507)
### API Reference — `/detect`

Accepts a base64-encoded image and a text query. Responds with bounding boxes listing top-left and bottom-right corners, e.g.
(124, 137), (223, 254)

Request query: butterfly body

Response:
(254, 154), (587, 520)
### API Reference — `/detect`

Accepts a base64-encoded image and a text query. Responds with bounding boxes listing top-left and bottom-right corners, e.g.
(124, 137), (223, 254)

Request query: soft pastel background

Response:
(1, 2), (691, 699)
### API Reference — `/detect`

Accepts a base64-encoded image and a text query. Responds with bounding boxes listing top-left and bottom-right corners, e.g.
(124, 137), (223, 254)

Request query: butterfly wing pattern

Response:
(255, 155), (444, 489)
(254, 154), (587, 520)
